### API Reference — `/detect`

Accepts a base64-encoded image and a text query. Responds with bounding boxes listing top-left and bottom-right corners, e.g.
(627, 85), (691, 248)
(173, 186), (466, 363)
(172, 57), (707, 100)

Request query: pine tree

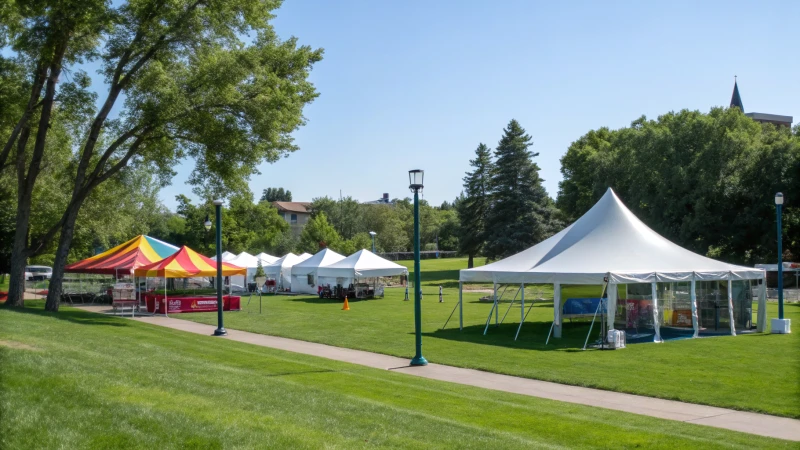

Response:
(457, 143), (493, 268)
(484, 120), (561, 260)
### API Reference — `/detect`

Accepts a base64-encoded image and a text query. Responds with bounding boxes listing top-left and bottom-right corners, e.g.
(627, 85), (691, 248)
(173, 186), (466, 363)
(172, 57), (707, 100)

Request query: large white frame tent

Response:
(290, 248), (345, 294)
(458, 188), (767, 342)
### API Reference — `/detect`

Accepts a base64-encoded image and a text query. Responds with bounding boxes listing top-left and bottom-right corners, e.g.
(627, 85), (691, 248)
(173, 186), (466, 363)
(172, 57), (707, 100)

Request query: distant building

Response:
(272, 201), (312, 234)
(730, 79), (793, 127)
(363, 193), (393, 205)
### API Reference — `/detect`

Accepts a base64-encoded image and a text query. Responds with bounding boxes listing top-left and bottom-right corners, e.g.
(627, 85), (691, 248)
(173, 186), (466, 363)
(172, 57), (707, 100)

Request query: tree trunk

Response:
(467, 254), (474, 269)
(6, 190), (32, 307)
(45, 206), (82, 311)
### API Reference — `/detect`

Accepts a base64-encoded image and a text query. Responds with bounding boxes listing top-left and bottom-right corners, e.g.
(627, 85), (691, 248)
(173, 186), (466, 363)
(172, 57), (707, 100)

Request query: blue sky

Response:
(15, 1), (800, 209)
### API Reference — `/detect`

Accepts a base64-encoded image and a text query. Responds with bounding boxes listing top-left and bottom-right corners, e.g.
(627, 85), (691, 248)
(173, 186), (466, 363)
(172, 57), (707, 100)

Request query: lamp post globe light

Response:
(204, 215), (212, 231)
(408, 169), (427, 366)
(772, 192), (791, 334)
(369, 231), (377, 253)
(213, 199), (227, 336)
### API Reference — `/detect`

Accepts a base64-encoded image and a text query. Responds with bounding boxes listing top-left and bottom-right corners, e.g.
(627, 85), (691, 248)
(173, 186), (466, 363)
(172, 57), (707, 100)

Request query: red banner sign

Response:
(144, 294), (240, 314)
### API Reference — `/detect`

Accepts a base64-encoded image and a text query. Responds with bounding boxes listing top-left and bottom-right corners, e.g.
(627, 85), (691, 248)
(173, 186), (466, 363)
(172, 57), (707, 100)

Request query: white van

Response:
(25, 266), (53, 281)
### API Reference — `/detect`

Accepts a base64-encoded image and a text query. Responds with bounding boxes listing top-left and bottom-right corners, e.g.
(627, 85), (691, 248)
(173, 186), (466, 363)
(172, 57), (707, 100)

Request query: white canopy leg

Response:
(493, 283), (500, 326)
(459, 281), (463, 331)
(553, 282), (562, 338)
(757, 277), (767, 332)
(727, 276), (736, 336)
(651, 281), (663, 343)
(514, 283), (525, 340)
(607, 282), (617, 333)
(690, 277), (699, 338)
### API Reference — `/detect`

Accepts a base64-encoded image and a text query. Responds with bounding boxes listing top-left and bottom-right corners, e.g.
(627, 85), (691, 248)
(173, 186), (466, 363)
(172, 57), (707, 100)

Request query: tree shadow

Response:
(1, 303), (131, 327)
(425, 320), (602, 352)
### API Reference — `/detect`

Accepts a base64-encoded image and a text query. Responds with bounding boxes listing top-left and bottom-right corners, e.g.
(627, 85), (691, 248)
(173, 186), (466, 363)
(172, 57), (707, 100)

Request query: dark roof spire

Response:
(730, 76), (744, 111)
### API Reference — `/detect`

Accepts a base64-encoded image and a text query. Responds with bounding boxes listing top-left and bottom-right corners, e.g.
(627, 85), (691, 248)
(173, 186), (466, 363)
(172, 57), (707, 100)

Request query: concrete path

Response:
(77, 305), (800, 442)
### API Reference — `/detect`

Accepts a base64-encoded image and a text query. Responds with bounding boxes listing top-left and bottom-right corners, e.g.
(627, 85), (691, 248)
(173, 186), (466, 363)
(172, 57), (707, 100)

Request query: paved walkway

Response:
(77, 305), (800, 441)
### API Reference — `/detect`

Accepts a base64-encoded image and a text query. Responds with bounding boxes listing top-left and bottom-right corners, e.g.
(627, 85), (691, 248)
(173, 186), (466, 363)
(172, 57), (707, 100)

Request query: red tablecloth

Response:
(144, 294), (240, 314)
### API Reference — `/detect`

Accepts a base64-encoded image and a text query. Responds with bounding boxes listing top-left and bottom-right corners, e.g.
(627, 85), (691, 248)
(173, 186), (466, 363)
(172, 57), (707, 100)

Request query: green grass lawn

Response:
(179, 257), (800, 418)
(0, 302), (791, 449)
(0, 275), (8, 292)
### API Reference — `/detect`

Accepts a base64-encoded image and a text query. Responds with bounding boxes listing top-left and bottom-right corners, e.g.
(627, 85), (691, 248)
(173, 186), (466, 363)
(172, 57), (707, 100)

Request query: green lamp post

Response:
(409, 169), (428, 366)
(212, 199), (227, 336)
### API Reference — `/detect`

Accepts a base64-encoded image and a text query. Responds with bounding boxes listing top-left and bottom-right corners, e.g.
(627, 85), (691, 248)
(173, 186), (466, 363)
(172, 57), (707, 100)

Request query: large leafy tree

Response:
(484, 120), (561, 260)
(557, 108), (800, 265)
(2, 0), (322, 309)
(298, 212), (342, 254)
(457, 143), (492, 267)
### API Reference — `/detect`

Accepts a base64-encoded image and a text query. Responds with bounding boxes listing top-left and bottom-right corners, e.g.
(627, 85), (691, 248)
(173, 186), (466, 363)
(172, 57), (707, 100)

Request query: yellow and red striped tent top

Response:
(133, 245), (246, 278)
(66, 235), (179, 275)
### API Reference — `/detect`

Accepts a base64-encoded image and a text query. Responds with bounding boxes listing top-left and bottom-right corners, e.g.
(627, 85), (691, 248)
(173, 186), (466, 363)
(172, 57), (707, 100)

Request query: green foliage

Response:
(298, 212), (342, 254)
(260, 187), (292, 202)
(457, 143), (493, 262)
(272, 228), (299, 256)
(309, 196), (363, 240)
(153, 193), (287, 257)
(484, 120), (562, 260)
(557, 108), (800, 264)
(254, 259), (265, 280)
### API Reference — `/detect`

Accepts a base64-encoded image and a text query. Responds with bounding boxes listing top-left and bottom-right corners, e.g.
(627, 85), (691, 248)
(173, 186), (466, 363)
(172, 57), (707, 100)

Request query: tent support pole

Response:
(459, 281), (463, 331)
(441, 295), (461, 330)
(553, 282), (562, 338)
(757, 275), (767, 332)
(483, 299), (497, 335)
(494, 282), (499, 327)
(583, 298), (603, 350)
(727, 274), (736, 336)
(164, 278), (169, 318)
(651, 281), (663, 343)
(500, 285), (523, 324)
(690, 274), (699, 338)
(514, 283), (526, 340)
(545, 321), (555, 345)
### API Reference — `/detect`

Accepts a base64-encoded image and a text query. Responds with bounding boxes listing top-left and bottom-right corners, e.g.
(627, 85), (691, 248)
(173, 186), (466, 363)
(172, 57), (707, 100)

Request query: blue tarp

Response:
(563, 298), (604, 315)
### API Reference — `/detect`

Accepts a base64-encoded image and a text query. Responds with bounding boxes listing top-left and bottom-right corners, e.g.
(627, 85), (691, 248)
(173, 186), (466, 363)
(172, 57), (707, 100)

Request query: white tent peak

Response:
(317, 249), (408, 278)
(298, 252), (313, 261)
(255, 252), (278, 265)
(293, 248), (345, 269)
(461, 187), (763, 284)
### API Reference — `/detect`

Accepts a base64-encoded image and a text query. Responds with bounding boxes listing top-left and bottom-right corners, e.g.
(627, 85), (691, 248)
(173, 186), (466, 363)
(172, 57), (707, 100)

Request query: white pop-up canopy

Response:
(298, 253), (313, 261)
(264, 253), (306, 290)
(207, 251), (236, 262)
(457, 188), (767, 341)
(290, 248), (345, 294)
(256, 252), (278, 266)
(316, 249), (408, 279)
(227, 252), (259, 288)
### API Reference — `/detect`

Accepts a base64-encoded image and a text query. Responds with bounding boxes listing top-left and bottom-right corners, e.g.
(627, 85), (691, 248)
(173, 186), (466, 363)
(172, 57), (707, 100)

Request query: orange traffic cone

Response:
(342, 296), (350, 310)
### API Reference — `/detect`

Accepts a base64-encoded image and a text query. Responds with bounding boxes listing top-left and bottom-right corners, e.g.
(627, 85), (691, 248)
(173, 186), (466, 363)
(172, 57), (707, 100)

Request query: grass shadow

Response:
(1, 302), (130, 327)
(425, 320), (603, 352)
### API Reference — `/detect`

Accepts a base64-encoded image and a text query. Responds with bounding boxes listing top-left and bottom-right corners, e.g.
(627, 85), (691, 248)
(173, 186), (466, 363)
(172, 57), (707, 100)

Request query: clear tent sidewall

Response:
(456, 270), (767, 341)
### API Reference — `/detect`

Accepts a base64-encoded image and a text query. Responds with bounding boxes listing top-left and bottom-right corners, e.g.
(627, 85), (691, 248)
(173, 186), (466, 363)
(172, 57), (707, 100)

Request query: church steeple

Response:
(730, 77), (744, 111)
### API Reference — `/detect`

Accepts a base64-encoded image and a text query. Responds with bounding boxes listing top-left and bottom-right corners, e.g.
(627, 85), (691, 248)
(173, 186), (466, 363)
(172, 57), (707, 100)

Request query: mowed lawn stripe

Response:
(0, 303), (790, 449)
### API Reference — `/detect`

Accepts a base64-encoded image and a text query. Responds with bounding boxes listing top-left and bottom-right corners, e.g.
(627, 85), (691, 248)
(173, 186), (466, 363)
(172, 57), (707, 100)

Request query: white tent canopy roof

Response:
(228, 252), (259, 269)
(298, 253), (313, 261)
(291, 248), (345, 276)
(460, 188), (765, 285)
(207, 251), (237, 262)
(316, 249), (408, 278)
(255, 252), (278, 265)
(264, 253), (304, 275)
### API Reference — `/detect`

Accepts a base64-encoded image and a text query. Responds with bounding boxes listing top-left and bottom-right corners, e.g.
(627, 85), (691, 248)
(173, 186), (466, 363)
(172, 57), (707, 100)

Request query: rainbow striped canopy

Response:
(134, 245), (246, 278)
(66, 235), (179, 275)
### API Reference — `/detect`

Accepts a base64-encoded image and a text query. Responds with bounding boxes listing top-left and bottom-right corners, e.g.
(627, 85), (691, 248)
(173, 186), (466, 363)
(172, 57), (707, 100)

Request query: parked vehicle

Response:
(25, 266), (53, 281)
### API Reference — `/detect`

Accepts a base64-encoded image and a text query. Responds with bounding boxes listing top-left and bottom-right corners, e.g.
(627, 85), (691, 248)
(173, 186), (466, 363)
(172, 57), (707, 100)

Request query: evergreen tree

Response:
(457, 143), (493, 268)
(484, 120), (561, 260)
(260, 187), (293, 202)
